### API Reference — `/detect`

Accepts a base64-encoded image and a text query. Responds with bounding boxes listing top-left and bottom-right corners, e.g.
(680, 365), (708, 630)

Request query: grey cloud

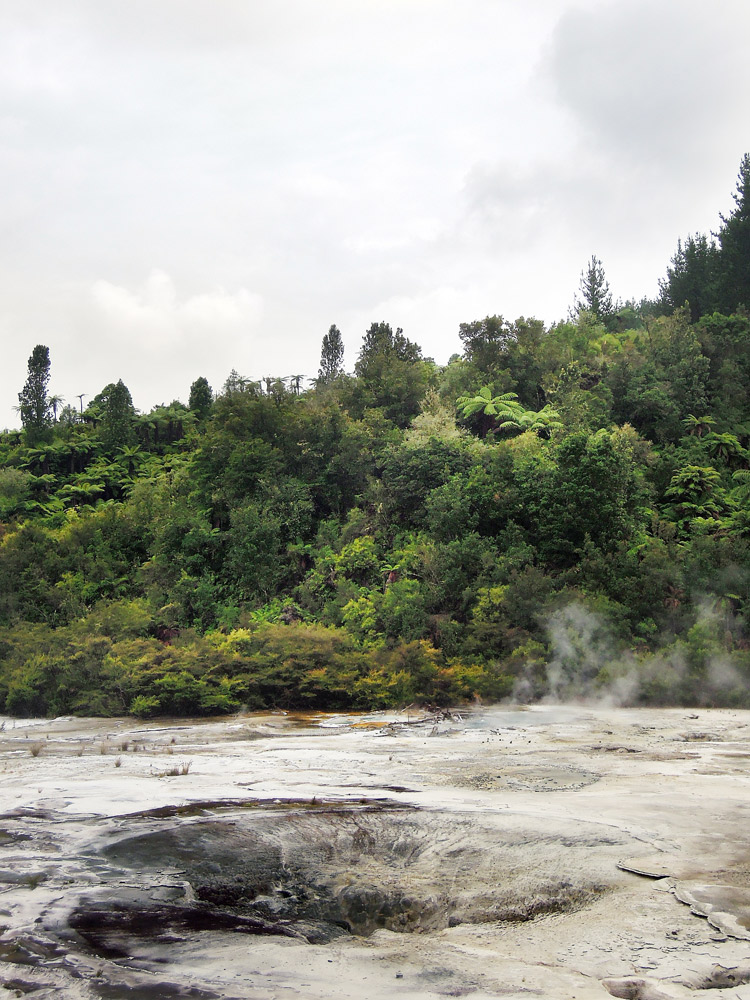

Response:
(548, 0), (750, 169)
(1, 1), (747, 427)
(456, 0), (750, 313)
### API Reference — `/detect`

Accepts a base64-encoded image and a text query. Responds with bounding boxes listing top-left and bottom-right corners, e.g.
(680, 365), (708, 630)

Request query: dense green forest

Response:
(1, 156), (750, 718)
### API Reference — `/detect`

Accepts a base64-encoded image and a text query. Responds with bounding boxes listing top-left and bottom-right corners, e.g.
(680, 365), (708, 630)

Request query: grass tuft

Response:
(156, 759), (192, 778)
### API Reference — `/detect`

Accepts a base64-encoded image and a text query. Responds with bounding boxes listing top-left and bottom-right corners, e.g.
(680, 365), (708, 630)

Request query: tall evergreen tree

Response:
(351, 322), (429, 426)
(716, 152), (750, 312)
(318, 324), (345, 383)
(18, 345), (52, 445)
(575, 255), (614, 323)
(659, 233), (719, 322)
(188, 377), (213, 421)
(355, 322), (422, 375)
(99, 380), (135, 452)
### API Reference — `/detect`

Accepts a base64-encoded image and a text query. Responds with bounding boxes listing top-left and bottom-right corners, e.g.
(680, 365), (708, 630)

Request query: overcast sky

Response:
(2, 0), (749, 427)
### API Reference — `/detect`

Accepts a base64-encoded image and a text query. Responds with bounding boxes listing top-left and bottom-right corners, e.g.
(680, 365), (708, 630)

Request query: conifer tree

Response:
(317, 324), (345, 383)
(355, 322), (422, 374)
(575, 255), (614, 323)
(717, 152), (750, 312)
(99, 380), (135, 452)
(18, 345), (52, 444)
(659, 233), (719, 322)
(188, 376), (213, 421)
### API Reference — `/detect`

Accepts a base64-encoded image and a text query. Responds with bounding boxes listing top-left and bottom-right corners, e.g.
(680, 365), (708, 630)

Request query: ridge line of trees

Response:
(0, 155), (749, 718)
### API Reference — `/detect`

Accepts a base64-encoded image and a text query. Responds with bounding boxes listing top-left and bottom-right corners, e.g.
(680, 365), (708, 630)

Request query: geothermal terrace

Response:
(1, 705), (750, 999)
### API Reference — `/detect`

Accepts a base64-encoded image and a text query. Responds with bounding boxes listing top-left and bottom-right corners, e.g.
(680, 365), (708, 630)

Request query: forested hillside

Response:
(1, 156), (749, 717)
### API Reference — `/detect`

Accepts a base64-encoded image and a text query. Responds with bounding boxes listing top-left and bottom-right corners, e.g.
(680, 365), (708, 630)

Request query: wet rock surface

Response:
(2, 705), (750, 998)
(77, 802), (611, 946)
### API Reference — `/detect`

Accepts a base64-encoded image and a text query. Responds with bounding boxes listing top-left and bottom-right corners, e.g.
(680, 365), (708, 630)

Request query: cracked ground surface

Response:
(2, 704), (750, 998)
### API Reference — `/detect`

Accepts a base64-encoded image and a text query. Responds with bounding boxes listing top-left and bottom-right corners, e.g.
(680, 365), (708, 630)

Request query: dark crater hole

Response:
(68, 804), (609, 957)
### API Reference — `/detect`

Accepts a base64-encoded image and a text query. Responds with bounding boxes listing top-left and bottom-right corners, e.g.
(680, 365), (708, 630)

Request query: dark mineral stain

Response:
(92, 983), (222, 999)
(68, 900), (307, 957)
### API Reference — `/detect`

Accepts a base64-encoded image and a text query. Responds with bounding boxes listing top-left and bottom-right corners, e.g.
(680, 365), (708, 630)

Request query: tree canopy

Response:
(18, 345), (52, 445)
(1, 155), (750, 718)
(318, 324), (345, 383)
(575, 255), (614, 323)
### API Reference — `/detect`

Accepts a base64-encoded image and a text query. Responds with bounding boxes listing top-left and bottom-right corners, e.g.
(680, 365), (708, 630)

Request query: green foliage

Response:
(3, 158), (750, 715)
(98, 380), (136, 453)
(697, 313), (750, 424)
(664, 465), (726, 536)
(716, 153), (750, 313)
(608, 312), (710, 443)
(348, 322), (433, 426)
(458, 316), (513, 378)
(660, 233), (719, 322)
(456, 387), (523, 421)
(575, 255), (614, 324)
(130, 695), (161, 717)
(188, 377), (213, 422)
(659, 155), (750, 320)
(318, 324), (345, 383)
(18, 346), (52, 446)
(335, 536), (380, 586)
(0, 468), (33, 520)
(456, 388), (561, 439)
(376, 436), (475, 528)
